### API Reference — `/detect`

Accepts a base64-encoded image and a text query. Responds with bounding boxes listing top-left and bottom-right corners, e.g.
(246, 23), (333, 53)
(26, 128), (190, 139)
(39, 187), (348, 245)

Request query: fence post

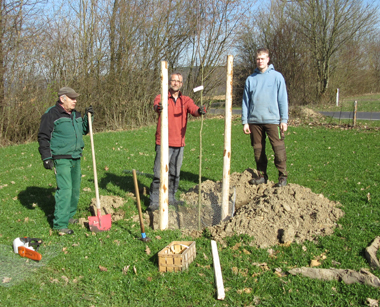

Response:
(353, 100), (357, 127)
(336, 88), (339, 107)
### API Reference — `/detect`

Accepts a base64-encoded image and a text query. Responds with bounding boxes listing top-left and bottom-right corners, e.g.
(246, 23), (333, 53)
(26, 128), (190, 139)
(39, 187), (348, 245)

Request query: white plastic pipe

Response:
(211, 240), (225, 300)
(336, 88), (339, 106)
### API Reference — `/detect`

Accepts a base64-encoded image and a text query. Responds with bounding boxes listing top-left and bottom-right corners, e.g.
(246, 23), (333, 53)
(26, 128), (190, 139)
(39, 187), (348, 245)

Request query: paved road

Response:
(209, 109), (380, 120)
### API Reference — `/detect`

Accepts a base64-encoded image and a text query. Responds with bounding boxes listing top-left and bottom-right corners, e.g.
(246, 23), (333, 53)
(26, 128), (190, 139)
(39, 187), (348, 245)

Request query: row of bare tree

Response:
(235, 0), (380, 105)
(0, 0), (379, 145)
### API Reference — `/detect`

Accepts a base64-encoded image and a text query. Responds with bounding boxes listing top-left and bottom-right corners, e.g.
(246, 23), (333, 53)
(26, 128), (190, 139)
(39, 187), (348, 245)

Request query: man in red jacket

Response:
(149, 72), (206, 211)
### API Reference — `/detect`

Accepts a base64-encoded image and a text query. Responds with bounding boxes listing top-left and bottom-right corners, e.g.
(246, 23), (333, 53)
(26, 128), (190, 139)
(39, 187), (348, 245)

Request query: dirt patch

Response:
(298, 107), (324, 119)
(288, 106), (325, 127)
(144, 169), (344, 248)
(289, 106), (324, 121)
(88, 195), (126, 222)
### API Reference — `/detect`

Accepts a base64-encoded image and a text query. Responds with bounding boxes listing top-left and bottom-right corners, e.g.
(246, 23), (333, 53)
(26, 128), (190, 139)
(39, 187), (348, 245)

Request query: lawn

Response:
(315, 92), (380, 113)
(0, 116), (380, 306)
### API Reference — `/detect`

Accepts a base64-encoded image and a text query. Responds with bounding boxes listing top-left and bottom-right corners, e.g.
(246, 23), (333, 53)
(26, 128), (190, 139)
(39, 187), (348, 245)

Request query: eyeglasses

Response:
(170, 80), (182, 83)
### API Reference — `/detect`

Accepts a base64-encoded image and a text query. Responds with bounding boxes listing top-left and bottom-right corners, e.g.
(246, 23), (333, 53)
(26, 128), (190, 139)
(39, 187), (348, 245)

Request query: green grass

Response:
(322, 118), (380, 129)
(1, 117), (380, 306)
(315, 92), (380, 113)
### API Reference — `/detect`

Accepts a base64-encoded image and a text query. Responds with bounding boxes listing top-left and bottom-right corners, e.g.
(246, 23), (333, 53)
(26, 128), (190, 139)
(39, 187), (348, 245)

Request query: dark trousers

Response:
(149, 145), (184, 207)
(249, 124), (287, 178)
(54, 158), (81, 229)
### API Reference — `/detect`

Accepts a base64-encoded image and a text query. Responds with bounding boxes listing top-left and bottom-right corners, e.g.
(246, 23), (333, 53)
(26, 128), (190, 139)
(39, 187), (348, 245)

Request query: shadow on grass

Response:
(180, 170), (207, 183)
(98, 172), (151, 209)
(177, 170), (212, 193)
(96, 170), (211, 211)
(18, 186), (56, 227)
(116, 220), (159, 265)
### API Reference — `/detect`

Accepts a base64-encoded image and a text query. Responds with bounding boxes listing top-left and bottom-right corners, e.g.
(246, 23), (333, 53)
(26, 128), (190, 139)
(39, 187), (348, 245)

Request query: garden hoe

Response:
(88, 113), (112, 232)
(132, 169), (151, 242)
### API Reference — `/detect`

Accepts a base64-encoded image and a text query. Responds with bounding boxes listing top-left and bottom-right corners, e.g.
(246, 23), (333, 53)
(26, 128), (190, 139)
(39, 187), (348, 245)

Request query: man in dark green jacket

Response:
(38, 87), (93, 235)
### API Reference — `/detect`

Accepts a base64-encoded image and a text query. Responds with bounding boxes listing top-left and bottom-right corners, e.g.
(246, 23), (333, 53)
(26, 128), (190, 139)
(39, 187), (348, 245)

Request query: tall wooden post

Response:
(353, 100), (357, 127)
(221, 55), (233, 221)
(159, 61), (169, 230)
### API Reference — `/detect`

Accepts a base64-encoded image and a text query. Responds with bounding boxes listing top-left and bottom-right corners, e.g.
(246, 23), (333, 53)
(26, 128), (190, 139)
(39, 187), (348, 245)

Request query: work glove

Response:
(85, 105), (94, 116)
(198, 105), (206, 115)
(155, 102), (163, 113)
(43, 159), (54, 170)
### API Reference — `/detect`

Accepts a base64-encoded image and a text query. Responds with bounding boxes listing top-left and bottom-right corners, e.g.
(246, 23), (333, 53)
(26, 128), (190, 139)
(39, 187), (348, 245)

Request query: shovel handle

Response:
(132, 169), (145, 234)
(88, 113), (101, 210)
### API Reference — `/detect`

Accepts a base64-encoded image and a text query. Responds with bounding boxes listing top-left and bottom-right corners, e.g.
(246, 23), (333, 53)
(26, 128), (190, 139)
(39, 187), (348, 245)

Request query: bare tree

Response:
(235, 0), (314, 105)
(184, 0), (246, 101)
(0, 0), (47, 143)
(0, 0), (248, 144)
(368, 31), (380, 92)
(105, 0), (189, 129)
(288, 0), (379, 100)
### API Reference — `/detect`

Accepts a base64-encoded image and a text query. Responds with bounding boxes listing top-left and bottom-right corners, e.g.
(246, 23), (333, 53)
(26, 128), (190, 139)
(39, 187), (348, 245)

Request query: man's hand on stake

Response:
(86, 105), (94, 116)
(155, 102), (163, 113)
(243, 124), (251, 135)
(198, 105), (206, 115)
(43, 159), (54, 170)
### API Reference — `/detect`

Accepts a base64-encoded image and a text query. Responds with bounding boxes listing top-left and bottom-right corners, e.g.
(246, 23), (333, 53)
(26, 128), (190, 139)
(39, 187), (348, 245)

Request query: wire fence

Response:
(147, 187), (237, 231)
(321, 100), (380, 126)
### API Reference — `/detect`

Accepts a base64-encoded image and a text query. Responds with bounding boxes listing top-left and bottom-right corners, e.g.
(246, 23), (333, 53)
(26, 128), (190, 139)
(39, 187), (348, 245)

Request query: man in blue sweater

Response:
(241, 48), (288, 187)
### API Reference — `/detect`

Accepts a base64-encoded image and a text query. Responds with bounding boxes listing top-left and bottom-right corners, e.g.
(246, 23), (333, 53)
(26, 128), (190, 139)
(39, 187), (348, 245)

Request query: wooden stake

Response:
(221, 55), (233, 220)
(211, 240), (225, 300)
(353, 100), (357, 127)
(159, 61), (169, 230)
(198, 66), (204, 231)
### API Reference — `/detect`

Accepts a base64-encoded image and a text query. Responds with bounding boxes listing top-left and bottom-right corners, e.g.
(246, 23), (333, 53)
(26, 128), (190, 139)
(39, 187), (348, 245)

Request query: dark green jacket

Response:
(38, 101), (90, 161)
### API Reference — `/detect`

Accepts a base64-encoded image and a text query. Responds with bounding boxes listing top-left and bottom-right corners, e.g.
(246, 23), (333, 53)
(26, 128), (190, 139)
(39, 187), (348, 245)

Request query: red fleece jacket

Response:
(154, 91), (200, 147)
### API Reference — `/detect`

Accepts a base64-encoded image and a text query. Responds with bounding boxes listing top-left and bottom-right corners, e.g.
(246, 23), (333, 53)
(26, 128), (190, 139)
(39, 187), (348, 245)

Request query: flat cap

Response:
(58, 87), (80, 99)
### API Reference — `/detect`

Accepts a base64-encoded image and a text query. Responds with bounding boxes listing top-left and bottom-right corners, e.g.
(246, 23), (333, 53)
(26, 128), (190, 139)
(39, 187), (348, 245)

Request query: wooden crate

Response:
(158, 241), (196, 272)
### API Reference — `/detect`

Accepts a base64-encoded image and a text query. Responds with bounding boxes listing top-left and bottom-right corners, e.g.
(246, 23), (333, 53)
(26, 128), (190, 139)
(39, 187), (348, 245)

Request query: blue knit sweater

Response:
(241, 64), (288, 125)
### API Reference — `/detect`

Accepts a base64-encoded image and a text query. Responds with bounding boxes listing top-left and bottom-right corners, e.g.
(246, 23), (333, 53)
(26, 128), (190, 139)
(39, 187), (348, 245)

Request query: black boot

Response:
(249, 174), (268, 185)
(275, 176), (287, 187)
